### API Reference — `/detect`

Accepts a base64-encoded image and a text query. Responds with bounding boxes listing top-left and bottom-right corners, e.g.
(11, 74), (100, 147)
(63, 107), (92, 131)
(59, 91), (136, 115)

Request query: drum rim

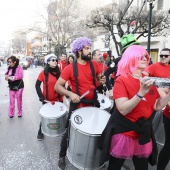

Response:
(39, 102), (68, 118)
(40, 111), (68, 119)
(69, 120), (101, 136)
(70, 107), (110, 135)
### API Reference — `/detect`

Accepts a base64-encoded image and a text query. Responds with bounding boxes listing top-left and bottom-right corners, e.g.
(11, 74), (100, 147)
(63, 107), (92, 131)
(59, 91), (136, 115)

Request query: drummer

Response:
(54, 37), (106, 170)
(146, 48), (170, 170)
(35, 54), (63, 141)
(92, 49), (113, 99)
(100, 45), (170, 170)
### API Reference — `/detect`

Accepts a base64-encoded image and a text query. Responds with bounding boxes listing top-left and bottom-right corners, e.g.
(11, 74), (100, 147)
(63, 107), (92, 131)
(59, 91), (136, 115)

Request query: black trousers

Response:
(157, 115), (170, 170)
(59, 102), (77, 158)
(38, 122), (42, 134)
(59, 128), (69, 157)
(107, 155), (148, 170)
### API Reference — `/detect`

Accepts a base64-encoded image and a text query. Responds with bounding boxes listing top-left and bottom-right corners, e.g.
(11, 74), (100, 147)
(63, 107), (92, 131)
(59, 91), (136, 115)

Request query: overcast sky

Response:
(0, 0), (111, 43)
(0, 0), (48, 42)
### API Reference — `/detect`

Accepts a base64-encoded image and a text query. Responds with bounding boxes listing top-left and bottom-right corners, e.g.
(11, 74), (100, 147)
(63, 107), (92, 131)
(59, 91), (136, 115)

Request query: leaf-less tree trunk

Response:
(86, 0), (170, 55)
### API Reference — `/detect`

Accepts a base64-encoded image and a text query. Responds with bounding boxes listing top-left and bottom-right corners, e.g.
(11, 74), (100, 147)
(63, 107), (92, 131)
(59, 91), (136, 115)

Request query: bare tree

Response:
(12, 31), (27, 55)
(26, 0), (97, 56)
(47, 0), (97, 56)
(86, 0), (170, 56)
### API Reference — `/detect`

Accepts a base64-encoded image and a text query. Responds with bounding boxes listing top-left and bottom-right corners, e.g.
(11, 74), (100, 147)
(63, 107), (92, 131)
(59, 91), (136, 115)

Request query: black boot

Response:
(58, 157), (66, 170)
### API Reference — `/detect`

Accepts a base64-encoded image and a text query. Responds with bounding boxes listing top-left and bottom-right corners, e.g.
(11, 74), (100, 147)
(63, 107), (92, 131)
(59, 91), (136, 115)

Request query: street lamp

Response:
(147, 0), (155, 55)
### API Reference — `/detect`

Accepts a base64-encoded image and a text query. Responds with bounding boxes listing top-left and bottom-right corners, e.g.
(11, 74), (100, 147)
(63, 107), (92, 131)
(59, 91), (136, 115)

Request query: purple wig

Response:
(72, 37), (92, 55)
(116, 45), (150, 77)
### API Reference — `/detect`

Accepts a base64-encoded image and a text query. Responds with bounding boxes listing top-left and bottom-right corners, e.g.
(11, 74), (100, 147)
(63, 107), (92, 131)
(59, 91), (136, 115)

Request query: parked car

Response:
(19, 58), (30, 69)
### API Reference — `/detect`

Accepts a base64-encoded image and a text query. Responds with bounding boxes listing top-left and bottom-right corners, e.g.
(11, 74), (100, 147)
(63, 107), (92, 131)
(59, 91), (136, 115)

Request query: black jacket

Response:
(98, 107), (157, 166)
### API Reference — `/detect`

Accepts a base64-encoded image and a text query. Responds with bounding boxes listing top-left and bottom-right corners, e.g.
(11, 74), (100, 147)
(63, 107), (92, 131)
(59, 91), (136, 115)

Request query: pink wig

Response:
(116, 45), (150, 77)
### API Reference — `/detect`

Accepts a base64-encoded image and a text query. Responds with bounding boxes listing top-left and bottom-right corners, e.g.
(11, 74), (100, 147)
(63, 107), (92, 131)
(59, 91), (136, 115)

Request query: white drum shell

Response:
(39, 102), (68, 137)
(152, 111), (165, 146)
(97, 94), (111, 112)
(67, 107), (110, 170)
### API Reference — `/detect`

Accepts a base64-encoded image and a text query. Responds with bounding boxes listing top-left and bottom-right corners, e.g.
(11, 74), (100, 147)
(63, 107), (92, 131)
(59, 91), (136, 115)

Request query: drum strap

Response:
(44, 71), (61, 101)
(45, 73), (49, 100)
(73, 60), (98, 105)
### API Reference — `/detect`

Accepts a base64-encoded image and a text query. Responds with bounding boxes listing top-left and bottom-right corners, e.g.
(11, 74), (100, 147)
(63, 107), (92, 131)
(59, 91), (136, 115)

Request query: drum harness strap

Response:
(65, 60), (100, 128)
(73, 60), (99, 106)
(44, 70), (60, 101)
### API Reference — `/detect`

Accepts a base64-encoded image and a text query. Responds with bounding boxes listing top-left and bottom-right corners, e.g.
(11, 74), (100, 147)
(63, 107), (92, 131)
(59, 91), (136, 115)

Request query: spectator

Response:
(5, 56), (24, 118)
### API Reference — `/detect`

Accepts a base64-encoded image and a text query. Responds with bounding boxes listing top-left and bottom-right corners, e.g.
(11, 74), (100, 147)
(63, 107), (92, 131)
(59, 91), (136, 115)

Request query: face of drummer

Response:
(93, 50), (102, 63)
(80, 45), (92, 61)
(137, 54), (149, 70)
(160, 50), (170, 66)
(48, 57), (58, 68)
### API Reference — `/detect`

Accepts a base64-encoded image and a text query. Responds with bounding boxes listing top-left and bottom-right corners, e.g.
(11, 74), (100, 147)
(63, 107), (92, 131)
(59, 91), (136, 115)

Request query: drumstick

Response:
(80, 85), (95, 99)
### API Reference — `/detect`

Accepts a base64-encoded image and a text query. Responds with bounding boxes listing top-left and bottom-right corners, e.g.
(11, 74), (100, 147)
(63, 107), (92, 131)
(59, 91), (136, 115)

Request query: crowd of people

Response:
(4, 34), (170, 170)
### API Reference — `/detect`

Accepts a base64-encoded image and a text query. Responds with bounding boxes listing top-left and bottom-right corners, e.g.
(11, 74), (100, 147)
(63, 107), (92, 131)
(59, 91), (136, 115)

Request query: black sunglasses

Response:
(160, 54), (169, 58)
(50, 59), (58, 62)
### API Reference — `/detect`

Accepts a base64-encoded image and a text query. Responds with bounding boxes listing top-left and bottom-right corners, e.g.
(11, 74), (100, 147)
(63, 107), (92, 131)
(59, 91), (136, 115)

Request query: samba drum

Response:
(152, 111), (165, 146)
(67, 107), (110, 170)
(39, 102), (68, 137)
(97, 93), (112, 112)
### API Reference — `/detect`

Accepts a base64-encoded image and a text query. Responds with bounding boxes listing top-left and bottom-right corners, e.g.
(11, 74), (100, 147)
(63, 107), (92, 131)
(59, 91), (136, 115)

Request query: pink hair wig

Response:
(116, 45), (150, 77)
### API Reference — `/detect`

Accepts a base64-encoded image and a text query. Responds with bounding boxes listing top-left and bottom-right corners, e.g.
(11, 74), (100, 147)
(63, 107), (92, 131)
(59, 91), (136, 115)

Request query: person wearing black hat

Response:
(35, 54), (63, 140)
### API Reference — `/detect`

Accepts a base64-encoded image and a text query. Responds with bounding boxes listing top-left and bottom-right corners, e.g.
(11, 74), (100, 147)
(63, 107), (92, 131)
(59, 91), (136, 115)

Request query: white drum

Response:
(39, 102), (68, 137)
(67, 107), (110, 170)
(152, 111), (165, 146)
(97, 93), (112, 112)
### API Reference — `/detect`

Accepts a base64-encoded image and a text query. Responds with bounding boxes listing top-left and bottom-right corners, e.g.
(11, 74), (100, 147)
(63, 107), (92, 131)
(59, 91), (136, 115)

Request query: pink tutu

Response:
(110, 134), (152, 159)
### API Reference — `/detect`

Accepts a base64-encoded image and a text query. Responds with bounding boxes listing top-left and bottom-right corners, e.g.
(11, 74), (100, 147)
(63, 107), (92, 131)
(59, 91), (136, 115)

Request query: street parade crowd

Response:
(4, 34), (170, 170)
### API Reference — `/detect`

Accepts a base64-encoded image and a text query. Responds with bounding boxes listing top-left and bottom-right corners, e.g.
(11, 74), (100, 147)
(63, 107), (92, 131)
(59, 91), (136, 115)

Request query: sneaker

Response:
(58, 157), (66, 170)
(37, 133), (44, 141)
(9, 116), (14, 118)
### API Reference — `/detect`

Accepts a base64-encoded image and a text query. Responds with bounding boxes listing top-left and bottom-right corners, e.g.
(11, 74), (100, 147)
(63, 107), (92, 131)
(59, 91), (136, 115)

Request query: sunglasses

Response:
(160, 55), (169, 58)
(50, 59), (58, 62)
(139, 55), (149, 60)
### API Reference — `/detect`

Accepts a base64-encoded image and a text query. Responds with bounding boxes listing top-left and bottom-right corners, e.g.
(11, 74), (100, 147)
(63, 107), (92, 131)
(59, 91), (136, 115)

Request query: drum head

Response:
(70, 107), (110, 135)
(97, 94), (111, 110)
(39, 102), (67, 118)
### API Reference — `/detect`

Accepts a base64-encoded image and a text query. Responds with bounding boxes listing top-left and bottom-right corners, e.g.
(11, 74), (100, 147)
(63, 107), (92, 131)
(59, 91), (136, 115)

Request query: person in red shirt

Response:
(147, 48), (170, 170)
(92, 49), (113, 99)
(106, 45), (170, 170)
(58, 54), (68, 72)
(55, 37), (106, 170)
(35, 53), (62, 141)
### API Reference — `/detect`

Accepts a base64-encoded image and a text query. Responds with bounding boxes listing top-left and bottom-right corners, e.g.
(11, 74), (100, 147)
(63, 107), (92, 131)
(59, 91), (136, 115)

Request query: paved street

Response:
(0, 64), (169, 170)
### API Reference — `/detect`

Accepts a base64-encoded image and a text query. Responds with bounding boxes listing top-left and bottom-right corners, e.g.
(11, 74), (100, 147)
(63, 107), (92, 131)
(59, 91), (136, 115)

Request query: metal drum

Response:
(67, 107), (110, 170)
(97, 93), (112, 112)
(39, 102), (68, 137)
(152, 111), (165, 146)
